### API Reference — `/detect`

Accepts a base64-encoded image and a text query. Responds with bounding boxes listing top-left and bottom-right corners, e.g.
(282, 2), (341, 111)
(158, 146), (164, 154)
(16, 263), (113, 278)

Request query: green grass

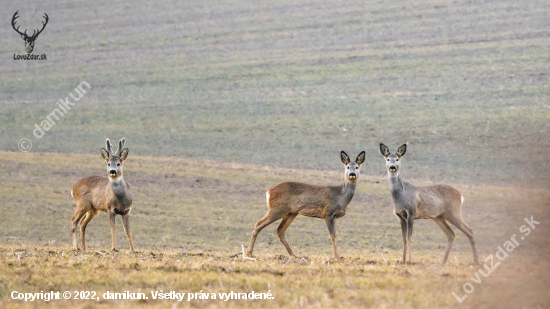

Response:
(1, 0), (549, 187)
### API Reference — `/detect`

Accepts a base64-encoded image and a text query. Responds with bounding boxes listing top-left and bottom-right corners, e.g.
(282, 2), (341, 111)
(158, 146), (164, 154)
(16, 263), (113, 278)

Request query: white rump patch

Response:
(266, 191), (270, 205)
(71, 189), (73, 198)
(461, 195), (464, 204)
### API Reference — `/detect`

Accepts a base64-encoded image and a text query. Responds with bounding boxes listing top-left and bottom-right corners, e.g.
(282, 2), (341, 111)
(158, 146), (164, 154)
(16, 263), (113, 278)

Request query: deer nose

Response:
(389, 165), (397, 171)
(109, 169), (117, 175)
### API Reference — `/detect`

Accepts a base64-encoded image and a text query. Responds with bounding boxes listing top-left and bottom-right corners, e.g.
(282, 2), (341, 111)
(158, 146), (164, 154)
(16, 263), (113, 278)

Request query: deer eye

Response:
(108, 163), (110, 166)
(387, 159), (389, 161)
(347, 166), (349, 169)
(396, 159), (399, 161)
(117, 163), (121, 166)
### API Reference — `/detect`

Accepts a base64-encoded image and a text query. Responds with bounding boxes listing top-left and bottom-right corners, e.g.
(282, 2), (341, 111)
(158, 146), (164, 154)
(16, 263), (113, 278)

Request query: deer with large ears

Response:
(380, 143), (479, 264)
(71, 138), (135, 252)
(246, 151), (366, 259)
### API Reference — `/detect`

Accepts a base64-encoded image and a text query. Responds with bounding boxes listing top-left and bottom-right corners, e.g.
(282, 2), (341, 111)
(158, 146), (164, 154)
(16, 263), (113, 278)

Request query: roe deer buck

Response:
(379, 143), (479, 264)
(71, 138), (135, 252)
(246, 151), (365, 259)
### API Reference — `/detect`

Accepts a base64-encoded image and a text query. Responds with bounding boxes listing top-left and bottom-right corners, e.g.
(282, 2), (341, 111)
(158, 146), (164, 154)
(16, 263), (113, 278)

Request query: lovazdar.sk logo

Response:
(11, 10), (48, 60)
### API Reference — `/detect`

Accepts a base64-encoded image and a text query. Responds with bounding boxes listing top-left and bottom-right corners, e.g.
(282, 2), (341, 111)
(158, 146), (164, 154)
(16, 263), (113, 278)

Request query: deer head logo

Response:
(11, 11), (49, 54)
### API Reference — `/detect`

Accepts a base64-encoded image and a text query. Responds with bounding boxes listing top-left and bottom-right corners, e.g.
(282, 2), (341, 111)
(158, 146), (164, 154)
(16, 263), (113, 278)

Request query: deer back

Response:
(72, 176), (132, 213)
(268, 182), (348, 219)
(415, 184), (462, 219)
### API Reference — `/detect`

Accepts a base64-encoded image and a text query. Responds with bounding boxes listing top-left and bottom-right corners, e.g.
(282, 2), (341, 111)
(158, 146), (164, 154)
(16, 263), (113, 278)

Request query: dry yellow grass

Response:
(1, 151), (549, 308)
(1, 246), (549, 309)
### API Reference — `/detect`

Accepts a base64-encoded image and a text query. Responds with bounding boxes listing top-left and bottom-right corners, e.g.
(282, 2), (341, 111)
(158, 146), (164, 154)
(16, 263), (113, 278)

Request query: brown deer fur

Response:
(71, 138), (134, 252)
(380, 143), (479, 264)
(246, 151), (365, 259)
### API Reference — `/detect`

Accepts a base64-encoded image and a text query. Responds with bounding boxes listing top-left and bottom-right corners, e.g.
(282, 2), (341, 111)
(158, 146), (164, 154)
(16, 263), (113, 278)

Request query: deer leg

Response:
(71, 206), (88, 250)
(407, 216), (414, 264)
(432, 216), (455, 264)
(246, 210), (284, 257)
(395, 211), (409, 264)
(276, 213), (298, 257)
(398, 216), (408, 264)
(79, 210), (96, 253)
(447, 215), (479, 264)
(121, 213), (135, 253)
(109, 211), (117, 251)
(325, 215), (339, 260)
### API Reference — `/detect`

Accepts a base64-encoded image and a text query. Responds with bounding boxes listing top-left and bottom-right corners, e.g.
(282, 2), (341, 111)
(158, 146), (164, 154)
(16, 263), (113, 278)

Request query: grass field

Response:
(1, 0), (549, 187)
(1, 0), (549, 308)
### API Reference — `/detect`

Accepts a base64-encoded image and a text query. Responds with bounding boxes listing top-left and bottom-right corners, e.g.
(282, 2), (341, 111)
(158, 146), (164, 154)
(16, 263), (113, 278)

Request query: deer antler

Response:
(116, 138), (126, 156)
(29, 13), (49, 39)
(11, 11), (28, 38)
(11, 11), (49, 40)
(106, 138), (113, 155)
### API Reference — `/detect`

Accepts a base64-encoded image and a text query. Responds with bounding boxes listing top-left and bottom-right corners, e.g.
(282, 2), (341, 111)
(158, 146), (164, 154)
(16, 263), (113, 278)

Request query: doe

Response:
(380, 143), (479, 264)
(246, 151), (365, 259)
(71, 138), (135, 252)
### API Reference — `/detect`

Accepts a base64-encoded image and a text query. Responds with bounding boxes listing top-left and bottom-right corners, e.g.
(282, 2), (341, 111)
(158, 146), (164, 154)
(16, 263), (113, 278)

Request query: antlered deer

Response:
(380, 143), (479, 264)
(246, 151), (365, 259)
(71, 138), (135, 252)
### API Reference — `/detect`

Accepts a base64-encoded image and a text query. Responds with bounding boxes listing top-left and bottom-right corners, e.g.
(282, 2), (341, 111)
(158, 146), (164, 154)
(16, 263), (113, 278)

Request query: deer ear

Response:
(380, 143), (390, 157)
(355, 151), (366, 165)
(120, 148), (129, 162)
(341, 151), (350, 165)
(396, 144), (407, 157)
(101, 148), (109, 162)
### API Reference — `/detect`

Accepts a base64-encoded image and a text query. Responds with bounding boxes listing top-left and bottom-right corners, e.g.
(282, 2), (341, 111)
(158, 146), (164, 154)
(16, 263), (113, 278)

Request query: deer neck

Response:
(389, 172), (405, 198)
(109, 176), (127, 197)
(340, 180), (357, 206)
